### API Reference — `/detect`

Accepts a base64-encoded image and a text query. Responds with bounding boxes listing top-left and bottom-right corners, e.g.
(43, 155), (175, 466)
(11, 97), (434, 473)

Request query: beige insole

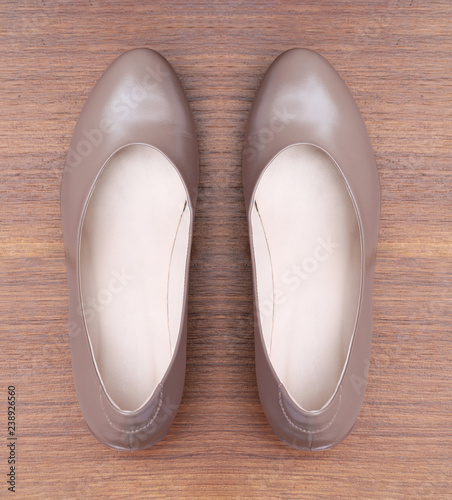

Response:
(251, 145), (361, 411)
(80, 144), (190, 412)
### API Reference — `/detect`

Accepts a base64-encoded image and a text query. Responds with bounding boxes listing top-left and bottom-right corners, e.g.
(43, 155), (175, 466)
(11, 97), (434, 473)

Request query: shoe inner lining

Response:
(251, 144), (361, 411)
(80, 144), (190, 412)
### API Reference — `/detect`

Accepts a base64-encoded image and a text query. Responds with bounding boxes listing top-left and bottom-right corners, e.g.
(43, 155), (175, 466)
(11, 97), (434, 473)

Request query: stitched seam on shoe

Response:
(166, 200), (189, 354)
(254, 201), (276, 355)
(278, 388), (341, 435)
(100, 387), (164, 434)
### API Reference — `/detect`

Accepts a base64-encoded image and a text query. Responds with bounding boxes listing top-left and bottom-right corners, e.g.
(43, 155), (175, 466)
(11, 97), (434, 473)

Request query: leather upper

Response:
(242, 48), (380, 450)
(61, 48), (198, 450)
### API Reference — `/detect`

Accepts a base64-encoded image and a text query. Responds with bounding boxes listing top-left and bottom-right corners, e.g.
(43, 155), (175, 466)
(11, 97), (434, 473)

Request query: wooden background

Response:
(0, 0), (451, 498)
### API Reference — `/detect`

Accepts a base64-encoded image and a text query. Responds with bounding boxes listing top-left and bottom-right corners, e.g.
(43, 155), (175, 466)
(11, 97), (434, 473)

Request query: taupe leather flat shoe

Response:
(61, 48), (198, 450)
(242, 48), (380, 450)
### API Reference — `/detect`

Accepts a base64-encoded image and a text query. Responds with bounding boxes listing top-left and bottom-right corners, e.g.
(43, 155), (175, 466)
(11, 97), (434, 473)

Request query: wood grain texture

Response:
(0, 0), (451, 498)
